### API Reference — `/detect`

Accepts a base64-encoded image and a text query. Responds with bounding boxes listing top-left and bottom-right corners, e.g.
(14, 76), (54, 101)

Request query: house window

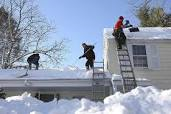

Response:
(132, 45), (148, 68)
(35, 93), (60, 102)
(39, 94), (54, 102)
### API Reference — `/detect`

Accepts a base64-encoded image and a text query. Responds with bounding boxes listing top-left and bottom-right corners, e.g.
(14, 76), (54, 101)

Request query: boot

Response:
(86, 66), (89, 70)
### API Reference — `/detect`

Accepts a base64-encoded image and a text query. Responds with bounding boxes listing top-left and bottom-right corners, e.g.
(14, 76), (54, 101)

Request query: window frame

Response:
(132, 45), (148, 68)
(35, 92), (60, 102)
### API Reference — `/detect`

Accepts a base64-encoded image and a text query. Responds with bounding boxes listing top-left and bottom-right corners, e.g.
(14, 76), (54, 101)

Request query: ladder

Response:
(117, 44), (137, 93)
(92, 61), (106, 101)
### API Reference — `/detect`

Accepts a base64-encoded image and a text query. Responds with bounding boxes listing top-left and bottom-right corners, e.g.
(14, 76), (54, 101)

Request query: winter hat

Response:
(82, 43), (86, 46)
(119, 16), (124, 20)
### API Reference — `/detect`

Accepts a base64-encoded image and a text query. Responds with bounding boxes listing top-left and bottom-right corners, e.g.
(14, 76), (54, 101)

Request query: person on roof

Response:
(79, 43), (95, 70)
(27, 53), (40, 70)
(112, 16), (132, 49)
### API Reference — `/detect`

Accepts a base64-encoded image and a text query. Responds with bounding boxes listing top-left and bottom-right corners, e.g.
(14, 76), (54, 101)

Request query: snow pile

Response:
(124, 27), (171, 39)
(0, 86), (171, 114)
(104, 86), (171, 114)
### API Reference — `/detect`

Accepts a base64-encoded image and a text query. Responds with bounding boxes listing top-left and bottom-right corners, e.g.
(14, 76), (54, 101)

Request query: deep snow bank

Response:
(0, 86), (171, 114)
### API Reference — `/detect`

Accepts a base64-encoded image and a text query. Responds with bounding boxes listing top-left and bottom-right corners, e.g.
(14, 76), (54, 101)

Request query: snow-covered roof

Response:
(0, 66), (111, 79)
(104, 27), (171, 40)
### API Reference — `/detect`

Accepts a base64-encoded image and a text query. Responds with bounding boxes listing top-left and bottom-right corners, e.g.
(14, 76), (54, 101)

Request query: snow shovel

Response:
(124, 20), (139, 32)
(129, 27), (139, 32)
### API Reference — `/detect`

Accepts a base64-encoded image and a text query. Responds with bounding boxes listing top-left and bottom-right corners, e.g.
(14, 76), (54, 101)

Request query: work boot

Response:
(86, 66), (89, 70)
(118, 45), (122, 49)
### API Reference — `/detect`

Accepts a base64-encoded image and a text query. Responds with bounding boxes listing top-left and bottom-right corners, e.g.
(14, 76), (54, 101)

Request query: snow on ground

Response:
(0, 86), (171, 114)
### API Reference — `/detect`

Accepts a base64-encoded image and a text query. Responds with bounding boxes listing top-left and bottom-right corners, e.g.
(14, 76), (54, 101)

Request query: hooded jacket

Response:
(81, 45), (95, 60)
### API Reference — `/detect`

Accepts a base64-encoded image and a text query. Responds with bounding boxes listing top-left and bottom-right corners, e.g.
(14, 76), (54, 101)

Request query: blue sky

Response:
(37, 0), (140, 68)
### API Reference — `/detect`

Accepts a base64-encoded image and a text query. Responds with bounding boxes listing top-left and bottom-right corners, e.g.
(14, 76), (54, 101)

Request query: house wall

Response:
(1, 86), (111, 101)
(104, 38), (171, 89)
(0, 78), (112, 101)
(104, 35), (120, 74)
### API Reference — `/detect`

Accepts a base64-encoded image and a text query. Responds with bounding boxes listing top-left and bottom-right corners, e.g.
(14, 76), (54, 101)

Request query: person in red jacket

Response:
(112, 16), (127, 49)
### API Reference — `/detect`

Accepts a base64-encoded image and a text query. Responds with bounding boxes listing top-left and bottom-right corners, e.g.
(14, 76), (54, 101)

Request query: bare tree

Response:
(0, 0), (66, 69)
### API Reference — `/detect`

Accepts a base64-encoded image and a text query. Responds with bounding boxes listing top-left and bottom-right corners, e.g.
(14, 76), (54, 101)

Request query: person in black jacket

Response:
(27, 53), (40, 70)
(79, 43), (95, 70)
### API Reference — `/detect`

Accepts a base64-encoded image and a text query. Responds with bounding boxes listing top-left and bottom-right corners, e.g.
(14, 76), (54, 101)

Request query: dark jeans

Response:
(113, 31), (126, 49)
(85, 59), (94, 70)
(28, 62), (39, 70)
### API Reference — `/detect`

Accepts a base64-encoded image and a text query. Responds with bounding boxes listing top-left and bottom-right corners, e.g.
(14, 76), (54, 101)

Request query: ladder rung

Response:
(124, 84), (137, 87)
(117, 49), (128, 51)
(125, 84), (136, 87)
(124, 80), (134, 85)
(118, 54), (129, 56)
(94, 67), (103, 69)
(119, 59), (130, 61)
(121, 70), (133, 73)
(124, 82), (137, 85)
(124, 82), (136, 85)
(123, 79), (136, 82)
(123, 76), (135, 79)
(120, 64), (132, 67)
(124, 81), (136, 84)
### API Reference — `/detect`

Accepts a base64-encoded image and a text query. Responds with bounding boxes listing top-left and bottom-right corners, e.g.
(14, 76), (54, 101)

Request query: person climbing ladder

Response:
(112, 16), (132, 49)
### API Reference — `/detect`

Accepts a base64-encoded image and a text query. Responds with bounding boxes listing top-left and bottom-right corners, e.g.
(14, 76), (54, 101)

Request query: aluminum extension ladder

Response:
(116, 44), (137, 93)
(92, 61), (106, 101)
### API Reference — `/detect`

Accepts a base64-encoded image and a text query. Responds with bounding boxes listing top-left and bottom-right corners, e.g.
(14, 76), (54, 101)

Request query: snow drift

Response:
(0, 86), (171, 114)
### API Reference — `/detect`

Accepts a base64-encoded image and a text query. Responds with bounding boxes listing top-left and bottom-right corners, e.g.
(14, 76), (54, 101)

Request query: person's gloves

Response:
(79, 56), (82, 59)
(130, 25), (133, 27)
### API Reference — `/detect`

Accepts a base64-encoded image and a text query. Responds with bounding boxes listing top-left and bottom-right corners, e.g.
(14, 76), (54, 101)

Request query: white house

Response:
(104, 27), (171, 90)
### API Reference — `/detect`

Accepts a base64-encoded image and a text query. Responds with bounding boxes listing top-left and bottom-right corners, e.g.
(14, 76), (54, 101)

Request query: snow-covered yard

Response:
(0, 86), (171, 114)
